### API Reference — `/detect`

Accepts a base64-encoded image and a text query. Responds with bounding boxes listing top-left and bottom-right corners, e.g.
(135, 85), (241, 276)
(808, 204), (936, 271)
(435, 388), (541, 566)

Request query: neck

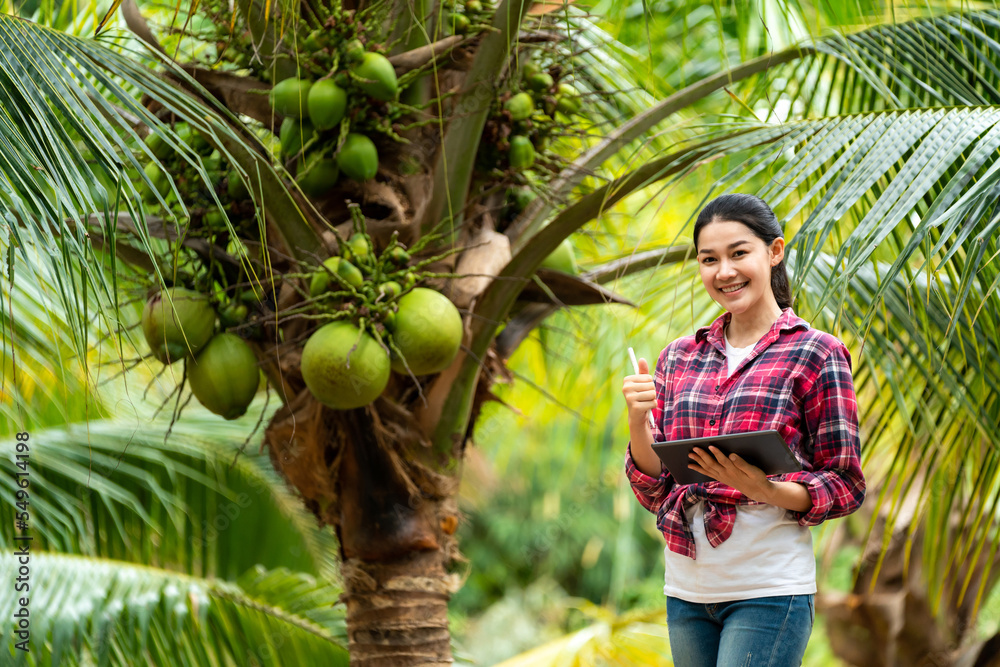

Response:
(726, 302), (784, 347)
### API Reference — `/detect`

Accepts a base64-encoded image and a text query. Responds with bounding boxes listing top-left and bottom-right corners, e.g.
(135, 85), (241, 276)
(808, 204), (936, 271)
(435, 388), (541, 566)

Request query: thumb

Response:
(637, 357), (649, 374)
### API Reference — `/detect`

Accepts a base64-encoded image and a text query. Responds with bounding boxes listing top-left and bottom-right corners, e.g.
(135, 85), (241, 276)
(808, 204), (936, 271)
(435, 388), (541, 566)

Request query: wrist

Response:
(628, 415), (652, 431)
(756, 480), (778, 504)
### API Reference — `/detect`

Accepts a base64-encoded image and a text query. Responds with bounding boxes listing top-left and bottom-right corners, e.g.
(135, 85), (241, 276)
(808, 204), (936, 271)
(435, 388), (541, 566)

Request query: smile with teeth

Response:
(720, 281), (748, 294)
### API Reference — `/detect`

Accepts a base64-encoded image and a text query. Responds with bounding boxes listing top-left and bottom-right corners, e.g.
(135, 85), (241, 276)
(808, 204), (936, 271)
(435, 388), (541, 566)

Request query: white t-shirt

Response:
(725, 332), (756, 376)
(662, 328), (817, 603)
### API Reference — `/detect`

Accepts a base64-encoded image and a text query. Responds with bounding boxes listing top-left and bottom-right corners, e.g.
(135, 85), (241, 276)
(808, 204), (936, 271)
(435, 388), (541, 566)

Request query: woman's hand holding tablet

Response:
(651, 430), (802, 487)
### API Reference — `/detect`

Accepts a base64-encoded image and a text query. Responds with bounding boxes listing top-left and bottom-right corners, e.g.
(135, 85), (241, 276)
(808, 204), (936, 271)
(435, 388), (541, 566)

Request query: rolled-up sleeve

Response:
(624, 347), (674, 515)
(781, 343), (866, 526)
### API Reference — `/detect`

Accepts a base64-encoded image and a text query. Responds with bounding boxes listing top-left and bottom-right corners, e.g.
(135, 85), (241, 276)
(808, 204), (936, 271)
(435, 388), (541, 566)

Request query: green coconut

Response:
(379, 281), (402, 298)
(175, 123), (213, 156)
(387, 247), (410, 266)
(347, 233), (372, 260)
(307, 79), (348, 131)
(301, 322), (391, 409)
(203, 209), (228, 231)
(227, 168), (249, 200)
(505, 92), (534, 121)
(344, 39), (366, 63)
(144, 131), (173, 160)
(508, 135), (535, 169)
(508, 186), (537, 211)
(526, 72), (554, 92)
(449, 12), (470, 34)
(219, 302), (248, 328)
(389, 288), (463, 375)
(142, 162), (171, 204)
(270, 78), (312, 117)
(297, 155), (339, 196)
(336, 133), (379, 181)
(555, 83), (582, 115)
(336, 259), (364, 288)
(141, 288), (216, 364)
(352, 52), (398, 101)
(187, 333), (260, 419)
(310, 257), (342, 297)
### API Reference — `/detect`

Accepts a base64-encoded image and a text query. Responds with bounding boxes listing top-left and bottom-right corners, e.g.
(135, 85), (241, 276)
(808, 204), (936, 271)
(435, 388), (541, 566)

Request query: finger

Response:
(709, 446), (732, 465)
(688, 463), (715, 480)
(689, 449), (714, 468)
(638, 358), (649, 374)
(728, 454), (762, 476)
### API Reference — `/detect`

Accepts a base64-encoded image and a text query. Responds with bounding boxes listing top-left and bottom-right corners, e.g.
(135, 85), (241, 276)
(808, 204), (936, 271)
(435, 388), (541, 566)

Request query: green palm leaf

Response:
(0, 553), (348, 666)
(798, 251), (1000, 613)
(0, 246), (123, 431)
(0, 416), (341, 583)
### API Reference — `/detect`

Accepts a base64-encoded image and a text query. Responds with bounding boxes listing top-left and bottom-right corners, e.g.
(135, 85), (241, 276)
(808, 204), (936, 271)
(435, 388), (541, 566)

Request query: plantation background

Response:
(4, 0), (1000, 664)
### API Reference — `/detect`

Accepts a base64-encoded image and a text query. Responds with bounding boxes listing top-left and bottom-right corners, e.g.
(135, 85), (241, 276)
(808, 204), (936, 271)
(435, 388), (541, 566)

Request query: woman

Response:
(621, 193), (866, 666)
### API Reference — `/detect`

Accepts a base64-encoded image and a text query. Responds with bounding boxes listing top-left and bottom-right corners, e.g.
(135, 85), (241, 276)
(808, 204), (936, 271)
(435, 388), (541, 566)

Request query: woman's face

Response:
(696, 219), (785, 317)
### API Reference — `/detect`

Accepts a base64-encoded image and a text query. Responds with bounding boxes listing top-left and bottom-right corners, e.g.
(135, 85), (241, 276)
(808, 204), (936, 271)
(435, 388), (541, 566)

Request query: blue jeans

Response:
(666, 594), (814, 667)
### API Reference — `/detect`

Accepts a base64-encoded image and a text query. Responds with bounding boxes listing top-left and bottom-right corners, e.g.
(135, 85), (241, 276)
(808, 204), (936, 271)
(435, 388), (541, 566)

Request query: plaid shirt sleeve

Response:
(624, 347), (674, 515)
(780, 343), (866, 526)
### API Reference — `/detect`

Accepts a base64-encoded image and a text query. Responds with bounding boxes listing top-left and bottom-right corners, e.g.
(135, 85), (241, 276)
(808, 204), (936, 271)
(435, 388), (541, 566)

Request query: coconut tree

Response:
(5, 0), (1000, 664)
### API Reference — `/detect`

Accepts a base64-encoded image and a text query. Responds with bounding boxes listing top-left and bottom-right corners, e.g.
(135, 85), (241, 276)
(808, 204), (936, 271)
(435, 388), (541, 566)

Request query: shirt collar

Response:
(695, 307), (809, 354)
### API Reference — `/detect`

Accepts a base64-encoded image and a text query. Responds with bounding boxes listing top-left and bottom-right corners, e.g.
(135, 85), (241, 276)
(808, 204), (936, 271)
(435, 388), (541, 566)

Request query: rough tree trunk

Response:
(822, 485), (1000, 667)
(265, 368), (469, 665)
(337, 412), (460, 665)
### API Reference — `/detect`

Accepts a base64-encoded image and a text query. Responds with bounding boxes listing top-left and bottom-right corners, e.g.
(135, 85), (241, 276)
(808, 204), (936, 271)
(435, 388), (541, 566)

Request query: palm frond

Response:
(798, 251), (1000, 615)
(0, 416), (341, 583)
(0, 553), (349, 666)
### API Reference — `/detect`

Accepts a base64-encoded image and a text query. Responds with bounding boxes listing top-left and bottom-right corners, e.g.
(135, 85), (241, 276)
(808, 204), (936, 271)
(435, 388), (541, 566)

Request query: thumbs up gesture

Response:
(622, 357), (656, 429)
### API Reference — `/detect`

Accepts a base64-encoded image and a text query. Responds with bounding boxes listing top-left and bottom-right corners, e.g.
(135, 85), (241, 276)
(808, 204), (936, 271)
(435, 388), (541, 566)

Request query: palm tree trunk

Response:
(340, 551), (453, 665)
(337, 423), (458, 666)
(266, 393), (461, 666)
(821, 488), (1000, 666)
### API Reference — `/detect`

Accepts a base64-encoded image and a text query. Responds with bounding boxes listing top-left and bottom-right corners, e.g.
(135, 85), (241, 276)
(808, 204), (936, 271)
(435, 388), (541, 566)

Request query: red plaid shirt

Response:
(625, 307), (866, 559)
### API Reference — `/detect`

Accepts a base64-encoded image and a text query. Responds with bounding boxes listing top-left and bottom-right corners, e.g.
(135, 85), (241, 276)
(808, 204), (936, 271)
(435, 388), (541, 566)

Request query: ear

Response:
(769, 237), (785, 266)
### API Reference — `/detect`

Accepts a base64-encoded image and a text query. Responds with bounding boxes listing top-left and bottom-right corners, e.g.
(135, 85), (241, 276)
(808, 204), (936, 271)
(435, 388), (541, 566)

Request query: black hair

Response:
(693, 193), (792, 310)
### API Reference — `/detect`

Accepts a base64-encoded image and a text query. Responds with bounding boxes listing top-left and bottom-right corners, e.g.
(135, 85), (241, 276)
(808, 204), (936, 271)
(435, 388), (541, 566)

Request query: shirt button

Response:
(709, 419), (716, 426)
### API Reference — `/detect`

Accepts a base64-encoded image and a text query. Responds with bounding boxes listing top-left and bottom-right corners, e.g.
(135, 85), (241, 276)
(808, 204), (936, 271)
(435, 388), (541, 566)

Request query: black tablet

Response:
(650, 430), (802, 485)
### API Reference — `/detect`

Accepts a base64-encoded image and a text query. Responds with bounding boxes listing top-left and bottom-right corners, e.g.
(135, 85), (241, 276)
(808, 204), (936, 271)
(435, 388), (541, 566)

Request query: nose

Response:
(717, 257), (738, 280)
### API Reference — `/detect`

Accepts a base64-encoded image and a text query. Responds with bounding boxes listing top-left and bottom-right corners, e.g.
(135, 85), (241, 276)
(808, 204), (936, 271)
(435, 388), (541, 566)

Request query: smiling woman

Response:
(621, 194), (867, 667)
